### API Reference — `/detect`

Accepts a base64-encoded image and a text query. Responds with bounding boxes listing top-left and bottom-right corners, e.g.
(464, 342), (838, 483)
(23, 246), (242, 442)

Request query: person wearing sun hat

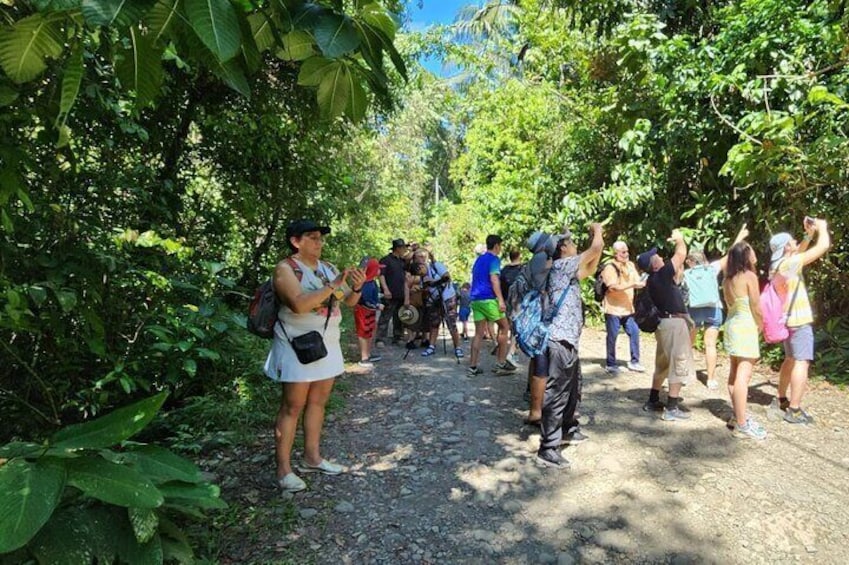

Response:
(354, 258), (385, 368)
(767, 217), (831, 424)
(377, 238), (410, 346)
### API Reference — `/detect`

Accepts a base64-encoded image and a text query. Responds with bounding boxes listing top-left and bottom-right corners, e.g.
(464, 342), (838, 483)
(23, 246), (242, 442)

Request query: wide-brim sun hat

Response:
(398, 305), (420, 326)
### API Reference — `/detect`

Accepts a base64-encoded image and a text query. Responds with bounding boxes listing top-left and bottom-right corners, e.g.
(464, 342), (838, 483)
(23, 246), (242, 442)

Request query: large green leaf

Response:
(369, 23), (406, 81)
(158, 481), (227, 509)
(33, 1), (84, 10)
(185, 0), (242, 62)
(209, 57), (250, 97)
(28, 506), (117, 565)
(297, 55), (333, 86)
(247, 11), (277, 53)
(128, 507), (158, 543)
(81, 0), (157, 27)
(0, 83), (19, 106)
(0, 441), (43, 459)
(277, 29), (314, 61)
(360, 2), (396, 39)
(345, 68), (367, 122)
(124, 445), (202, 484)
(66, 455), (164, 508)
(56, 44), (84, 128)
(50, 392), (168, 451)
(0, 13), (64, 84)
(352, 20), (383, 71)
(0, 459), (66, 553)
(313, 13), (359, 58)
(317, 60), (351, 119)
(115, 26), (164, 106)
(146, 0), (181, 45)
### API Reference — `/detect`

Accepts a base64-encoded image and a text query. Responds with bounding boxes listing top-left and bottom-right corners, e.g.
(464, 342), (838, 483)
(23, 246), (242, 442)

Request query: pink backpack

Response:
(759, 266), (801, 344)
(760, 280), (788, 343)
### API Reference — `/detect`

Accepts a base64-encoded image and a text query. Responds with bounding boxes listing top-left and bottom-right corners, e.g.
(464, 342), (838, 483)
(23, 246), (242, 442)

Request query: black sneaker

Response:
(536, 448), (570, 469)
(643, 399), (665, 412)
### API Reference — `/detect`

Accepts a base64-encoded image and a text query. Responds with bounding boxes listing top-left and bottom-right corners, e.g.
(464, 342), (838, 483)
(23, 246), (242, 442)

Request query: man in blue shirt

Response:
(468, 235), (516, 376)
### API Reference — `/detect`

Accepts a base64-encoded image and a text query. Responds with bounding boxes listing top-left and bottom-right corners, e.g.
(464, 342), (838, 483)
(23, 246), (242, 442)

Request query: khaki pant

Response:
(654, 318), (694, 385)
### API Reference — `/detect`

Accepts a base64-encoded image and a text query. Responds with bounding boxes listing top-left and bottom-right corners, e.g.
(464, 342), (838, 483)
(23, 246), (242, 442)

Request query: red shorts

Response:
(354, 305), (377, 339)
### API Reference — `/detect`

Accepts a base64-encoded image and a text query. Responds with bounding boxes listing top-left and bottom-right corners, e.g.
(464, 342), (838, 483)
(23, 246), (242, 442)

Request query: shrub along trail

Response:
(211, 328), (849, 564)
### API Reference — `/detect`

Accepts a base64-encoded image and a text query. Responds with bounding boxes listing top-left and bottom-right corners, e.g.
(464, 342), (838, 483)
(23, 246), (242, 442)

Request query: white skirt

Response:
(264, 315), (344, 383)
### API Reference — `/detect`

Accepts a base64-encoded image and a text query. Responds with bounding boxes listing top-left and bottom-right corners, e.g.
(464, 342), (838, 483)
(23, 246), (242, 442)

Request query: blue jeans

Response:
(605, 314), (640, 367)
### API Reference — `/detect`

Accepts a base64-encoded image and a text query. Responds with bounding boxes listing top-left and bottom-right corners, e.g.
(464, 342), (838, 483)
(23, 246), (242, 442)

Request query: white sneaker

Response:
(277, 473), (306, 492)
(298, 459), (344, 475)
(627, 361), (646, 373)
(357, 360), (374, 368)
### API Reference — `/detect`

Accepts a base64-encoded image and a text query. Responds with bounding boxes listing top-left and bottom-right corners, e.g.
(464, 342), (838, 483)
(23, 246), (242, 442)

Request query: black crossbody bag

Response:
(279, 296), (333, 365)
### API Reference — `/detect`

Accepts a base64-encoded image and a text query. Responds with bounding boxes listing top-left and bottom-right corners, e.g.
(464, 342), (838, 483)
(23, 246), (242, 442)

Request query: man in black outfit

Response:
(377, 238), (409, 345)
(637, 229), (695, 422)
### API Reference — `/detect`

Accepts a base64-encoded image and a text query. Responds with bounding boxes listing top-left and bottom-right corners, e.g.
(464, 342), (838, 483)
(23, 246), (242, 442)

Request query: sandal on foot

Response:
(523, 418), (541, 427)
(421, 345), (436, 357)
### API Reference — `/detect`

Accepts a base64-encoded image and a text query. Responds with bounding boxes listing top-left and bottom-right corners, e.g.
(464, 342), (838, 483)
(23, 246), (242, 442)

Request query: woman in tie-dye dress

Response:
(722, 242), (765, 440)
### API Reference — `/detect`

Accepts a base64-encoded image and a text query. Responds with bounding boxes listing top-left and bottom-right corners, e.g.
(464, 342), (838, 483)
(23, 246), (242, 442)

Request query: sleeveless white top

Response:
(264, 258), (344, 383)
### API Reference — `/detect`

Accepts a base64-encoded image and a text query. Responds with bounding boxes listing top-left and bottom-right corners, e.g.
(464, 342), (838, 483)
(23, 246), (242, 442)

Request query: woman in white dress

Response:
(265, 220), (366, 492)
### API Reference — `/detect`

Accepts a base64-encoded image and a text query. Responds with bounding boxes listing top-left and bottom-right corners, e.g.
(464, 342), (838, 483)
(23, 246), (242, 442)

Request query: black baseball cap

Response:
(286, 219), (331, 239)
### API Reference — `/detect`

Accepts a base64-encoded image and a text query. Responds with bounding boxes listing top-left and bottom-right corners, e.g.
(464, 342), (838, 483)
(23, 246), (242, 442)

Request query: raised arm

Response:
(717, 223), (749, 272)
(669, 229), (687, 271)
(799, 218), (831, 267)
(578, 223), (604, 280)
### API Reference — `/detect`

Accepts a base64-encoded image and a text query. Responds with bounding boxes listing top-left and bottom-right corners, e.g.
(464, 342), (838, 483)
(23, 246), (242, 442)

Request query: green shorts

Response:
(471, 299), (505, 322)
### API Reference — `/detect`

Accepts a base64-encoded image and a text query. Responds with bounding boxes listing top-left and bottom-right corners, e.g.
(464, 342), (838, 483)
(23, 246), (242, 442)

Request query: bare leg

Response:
(529, 376), (546, 421)
(302, 378), (336, 466)
(470, 320), (486, 366)
(495, 318), (510, 363)
(275, 383), (309, 478)
(727, 357), (737, 400)
(704, 327), (720, 382)
(732, 358), (754, 425)
(777, 356), (793, 398)
(788, 359), (810, 409)
(358, 337), (370, 361)
(668, 382), (683, 398)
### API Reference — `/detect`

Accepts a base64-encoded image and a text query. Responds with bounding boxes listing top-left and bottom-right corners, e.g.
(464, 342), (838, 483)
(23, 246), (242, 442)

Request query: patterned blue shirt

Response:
(547, 256), (583, 346)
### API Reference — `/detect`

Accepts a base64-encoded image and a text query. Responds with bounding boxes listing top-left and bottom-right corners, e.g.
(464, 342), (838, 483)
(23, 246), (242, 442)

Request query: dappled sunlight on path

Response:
(229, 328), (849, 564)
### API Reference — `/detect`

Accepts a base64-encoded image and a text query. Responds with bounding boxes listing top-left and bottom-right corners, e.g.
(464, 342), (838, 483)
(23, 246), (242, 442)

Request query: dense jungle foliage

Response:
(1, 0), (848, 560)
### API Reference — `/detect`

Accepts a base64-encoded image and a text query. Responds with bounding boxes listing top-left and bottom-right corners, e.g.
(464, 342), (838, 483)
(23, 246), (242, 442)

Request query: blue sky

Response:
(406, 0), (471, 30)
(405, 1), (475, 75)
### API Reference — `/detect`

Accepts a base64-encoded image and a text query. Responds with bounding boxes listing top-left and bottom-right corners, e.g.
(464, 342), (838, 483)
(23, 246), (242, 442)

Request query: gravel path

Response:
(218, 328), (849, 564)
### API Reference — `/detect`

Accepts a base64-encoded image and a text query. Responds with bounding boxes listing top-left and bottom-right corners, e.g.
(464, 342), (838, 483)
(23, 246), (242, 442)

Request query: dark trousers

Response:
(377, 298), (404, 342)
(540, 340), (582, 451)
(605, 314), (640, 367)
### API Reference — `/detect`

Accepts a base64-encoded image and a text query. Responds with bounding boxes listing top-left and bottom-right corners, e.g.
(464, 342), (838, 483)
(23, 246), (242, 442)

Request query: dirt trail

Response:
(216, 328), (849, 564)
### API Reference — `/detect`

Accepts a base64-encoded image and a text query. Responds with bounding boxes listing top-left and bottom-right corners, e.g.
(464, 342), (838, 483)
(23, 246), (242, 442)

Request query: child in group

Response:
(458, 282), (472, 341)
(355, 258), (384, 368)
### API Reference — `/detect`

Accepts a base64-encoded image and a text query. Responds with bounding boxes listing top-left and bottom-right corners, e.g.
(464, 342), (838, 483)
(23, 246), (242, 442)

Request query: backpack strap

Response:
(286, 257), (304, 282)
(544, 279), (573, 323)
